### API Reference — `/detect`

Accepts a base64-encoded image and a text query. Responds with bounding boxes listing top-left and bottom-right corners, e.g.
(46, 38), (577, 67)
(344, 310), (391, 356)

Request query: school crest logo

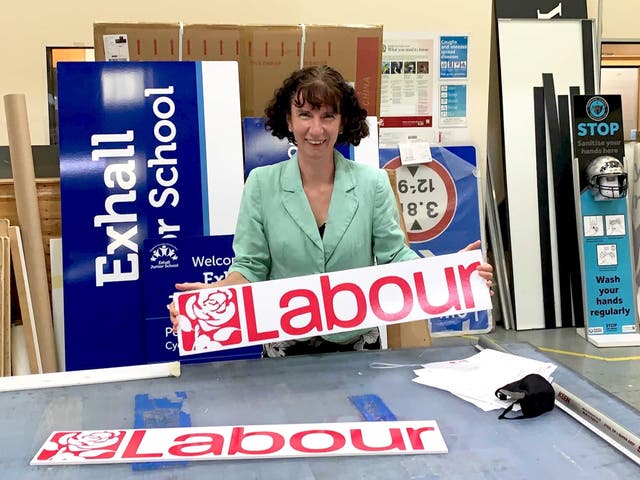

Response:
(149, 243), (179, 269)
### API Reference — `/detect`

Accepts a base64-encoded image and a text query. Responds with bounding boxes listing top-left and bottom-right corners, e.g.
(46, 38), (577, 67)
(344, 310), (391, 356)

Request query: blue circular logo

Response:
(586, 96), (609, 121)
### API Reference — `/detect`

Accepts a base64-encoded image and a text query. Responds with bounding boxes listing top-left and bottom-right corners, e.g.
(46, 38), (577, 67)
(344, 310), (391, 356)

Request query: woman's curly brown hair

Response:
(264, 65), (369, 146)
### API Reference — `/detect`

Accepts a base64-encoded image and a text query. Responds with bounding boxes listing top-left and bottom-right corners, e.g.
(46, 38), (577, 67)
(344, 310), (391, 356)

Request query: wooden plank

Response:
(9, 226), (41, 374)
(49, 238), (64, 371)
(3, 94), (58, 372)
(0, 361), (180, 393)
(10, 325), (29, 376)
(0, 221), (9, 375)
(0, 179), (60, 298)
(384, 168), (432, 349)
(384, 169), (409, 244)
(0, 237), (3, 376)
(2, 237), (10, 376)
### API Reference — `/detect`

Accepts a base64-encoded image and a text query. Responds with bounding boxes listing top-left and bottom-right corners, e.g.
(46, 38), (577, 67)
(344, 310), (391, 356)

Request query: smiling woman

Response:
(264, 65), (369, 151)
(265, 66), (372, 230)
(170, 65), (494, 357)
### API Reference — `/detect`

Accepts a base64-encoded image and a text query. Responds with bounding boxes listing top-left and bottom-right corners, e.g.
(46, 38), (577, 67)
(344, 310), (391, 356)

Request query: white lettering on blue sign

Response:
(192, 255), (233, 267)
(91, 130), (140, 287)
(202, 271), (229, 283)
(145, 86), (181, 239)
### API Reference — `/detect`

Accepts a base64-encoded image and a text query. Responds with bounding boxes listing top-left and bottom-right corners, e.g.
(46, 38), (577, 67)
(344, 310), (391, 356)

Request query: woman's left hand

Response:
(461, 240), (494, 295)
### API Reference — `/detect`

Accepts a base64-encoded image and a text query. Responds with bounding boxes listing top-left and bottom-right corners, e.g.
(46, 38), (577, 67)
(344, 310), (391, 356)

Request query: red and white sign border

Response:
(175, 250), (491, 356)
(32, 420), (448, 465)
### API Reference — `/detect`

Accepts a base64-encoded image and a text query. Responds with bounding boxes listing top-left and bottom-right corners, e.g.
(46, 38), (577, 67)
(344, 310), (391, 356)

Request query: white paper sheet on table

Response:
(412, 349), (557, 411)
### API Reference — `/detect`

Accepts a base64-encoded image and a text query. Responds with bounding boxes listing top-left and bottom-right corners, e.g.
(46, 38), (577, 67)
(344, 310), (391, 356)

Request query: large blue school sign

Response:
(58, 61), (246, 370)
(243, 119), (488, 335)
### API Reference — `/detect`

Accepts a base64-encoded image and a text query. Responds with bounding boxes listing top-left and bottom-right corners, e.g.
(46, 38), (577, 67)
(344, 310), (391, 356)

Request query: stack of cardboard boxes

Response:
(93, 23), (383, 118)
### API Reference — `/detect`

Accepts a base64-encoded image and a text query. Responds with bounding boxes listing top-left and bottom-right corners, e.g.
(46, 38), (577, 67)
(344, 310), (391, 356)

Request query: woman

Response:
(171, 65), (493, 356)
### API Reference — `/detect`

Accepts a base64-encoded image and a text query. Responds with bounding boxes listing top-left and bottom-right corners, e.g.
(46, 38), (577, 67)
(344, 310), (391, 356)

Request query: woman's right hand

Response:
(168, 282), (211, 332)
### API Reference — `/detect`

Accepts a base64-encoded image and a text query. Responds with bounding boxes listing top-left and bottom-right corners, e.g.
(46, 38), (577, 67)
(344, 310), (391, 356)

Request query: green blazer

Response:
(229, 150), (417, 283)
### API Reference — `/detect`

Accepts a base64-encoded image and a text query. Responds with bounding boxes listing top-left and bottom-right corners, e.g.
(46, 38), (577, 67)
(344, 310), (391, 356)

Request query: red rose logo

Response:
(178, 289), (242, 351)
(37, 430), (126, 462)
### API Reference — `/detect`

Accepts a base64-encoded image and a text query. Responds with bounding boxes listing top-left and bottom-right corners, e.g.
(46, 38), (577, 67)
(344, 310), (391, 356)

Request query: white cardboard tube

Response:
(3, 94), (58, 373)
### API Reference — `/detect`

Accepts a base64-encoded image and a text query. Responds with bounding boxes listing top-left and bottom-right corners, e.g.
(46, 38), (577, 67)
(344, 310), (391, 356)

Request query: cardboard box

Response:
(94, 23), (181, 60)
(93, 23), (382, 117)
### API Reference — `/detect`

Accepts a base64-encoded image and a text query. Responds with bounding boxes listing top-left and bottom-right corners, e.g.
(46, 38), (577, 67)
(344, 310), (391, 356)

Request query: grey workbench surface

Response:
(1, 343), (638, 479)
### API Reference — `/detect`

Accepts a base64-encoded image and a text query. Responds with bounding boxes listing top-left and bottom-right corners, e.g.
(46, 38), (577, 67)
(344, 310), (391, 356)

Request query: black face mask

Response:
(495, 374), (556, 419)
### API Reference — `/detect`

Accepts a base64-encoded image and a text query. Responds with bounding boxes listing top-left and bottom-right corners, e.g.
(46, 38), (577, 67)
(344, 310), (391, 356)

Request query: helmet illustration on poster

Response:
(585, 155), (628, 200)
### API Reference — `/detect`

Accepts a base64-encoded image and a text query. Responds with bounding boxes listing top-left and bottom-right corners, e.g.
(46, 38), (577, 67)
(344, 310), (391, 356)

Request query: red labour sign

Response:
(32, 421), (448, 465)
(175, 250), (491, 355)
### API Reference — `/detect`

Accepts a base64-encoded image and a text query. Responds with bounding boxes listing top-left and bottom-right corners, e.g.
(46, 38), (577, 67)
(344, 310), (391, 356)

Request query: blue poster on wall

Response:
(439, 84), (467, 126)
(439, 36), (468, 79)
(58, 61), (245, 370)
(141, 235), (262, 363)
(380, 146), (489, 334)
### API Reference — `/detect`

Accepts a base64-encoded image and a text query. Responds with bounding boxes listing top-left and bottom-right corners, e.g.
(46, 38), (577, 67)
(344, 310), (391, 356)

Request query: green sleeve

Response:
(228, 170), (272, 282)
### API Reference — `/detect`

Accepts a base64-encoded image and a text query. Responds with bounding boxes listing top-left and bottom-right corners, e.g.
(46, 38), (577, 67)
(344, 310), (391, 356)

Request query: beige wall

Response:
(601, 0), (640, 40)
(0, 0), (494, 170)
(7, 2), (634, 171)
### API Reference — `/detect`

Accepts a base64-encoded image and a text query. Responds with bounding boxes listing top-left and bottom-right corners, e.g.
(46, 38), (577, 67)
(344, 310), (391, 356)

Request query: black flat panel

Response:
(0, 145), (60, 179)
(582, 20), (595, 95)
(495, 0), (587, 19)
(543, 74), (572, 328)
(534, 86), (557, 329)
(557, 94), (584, 327)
